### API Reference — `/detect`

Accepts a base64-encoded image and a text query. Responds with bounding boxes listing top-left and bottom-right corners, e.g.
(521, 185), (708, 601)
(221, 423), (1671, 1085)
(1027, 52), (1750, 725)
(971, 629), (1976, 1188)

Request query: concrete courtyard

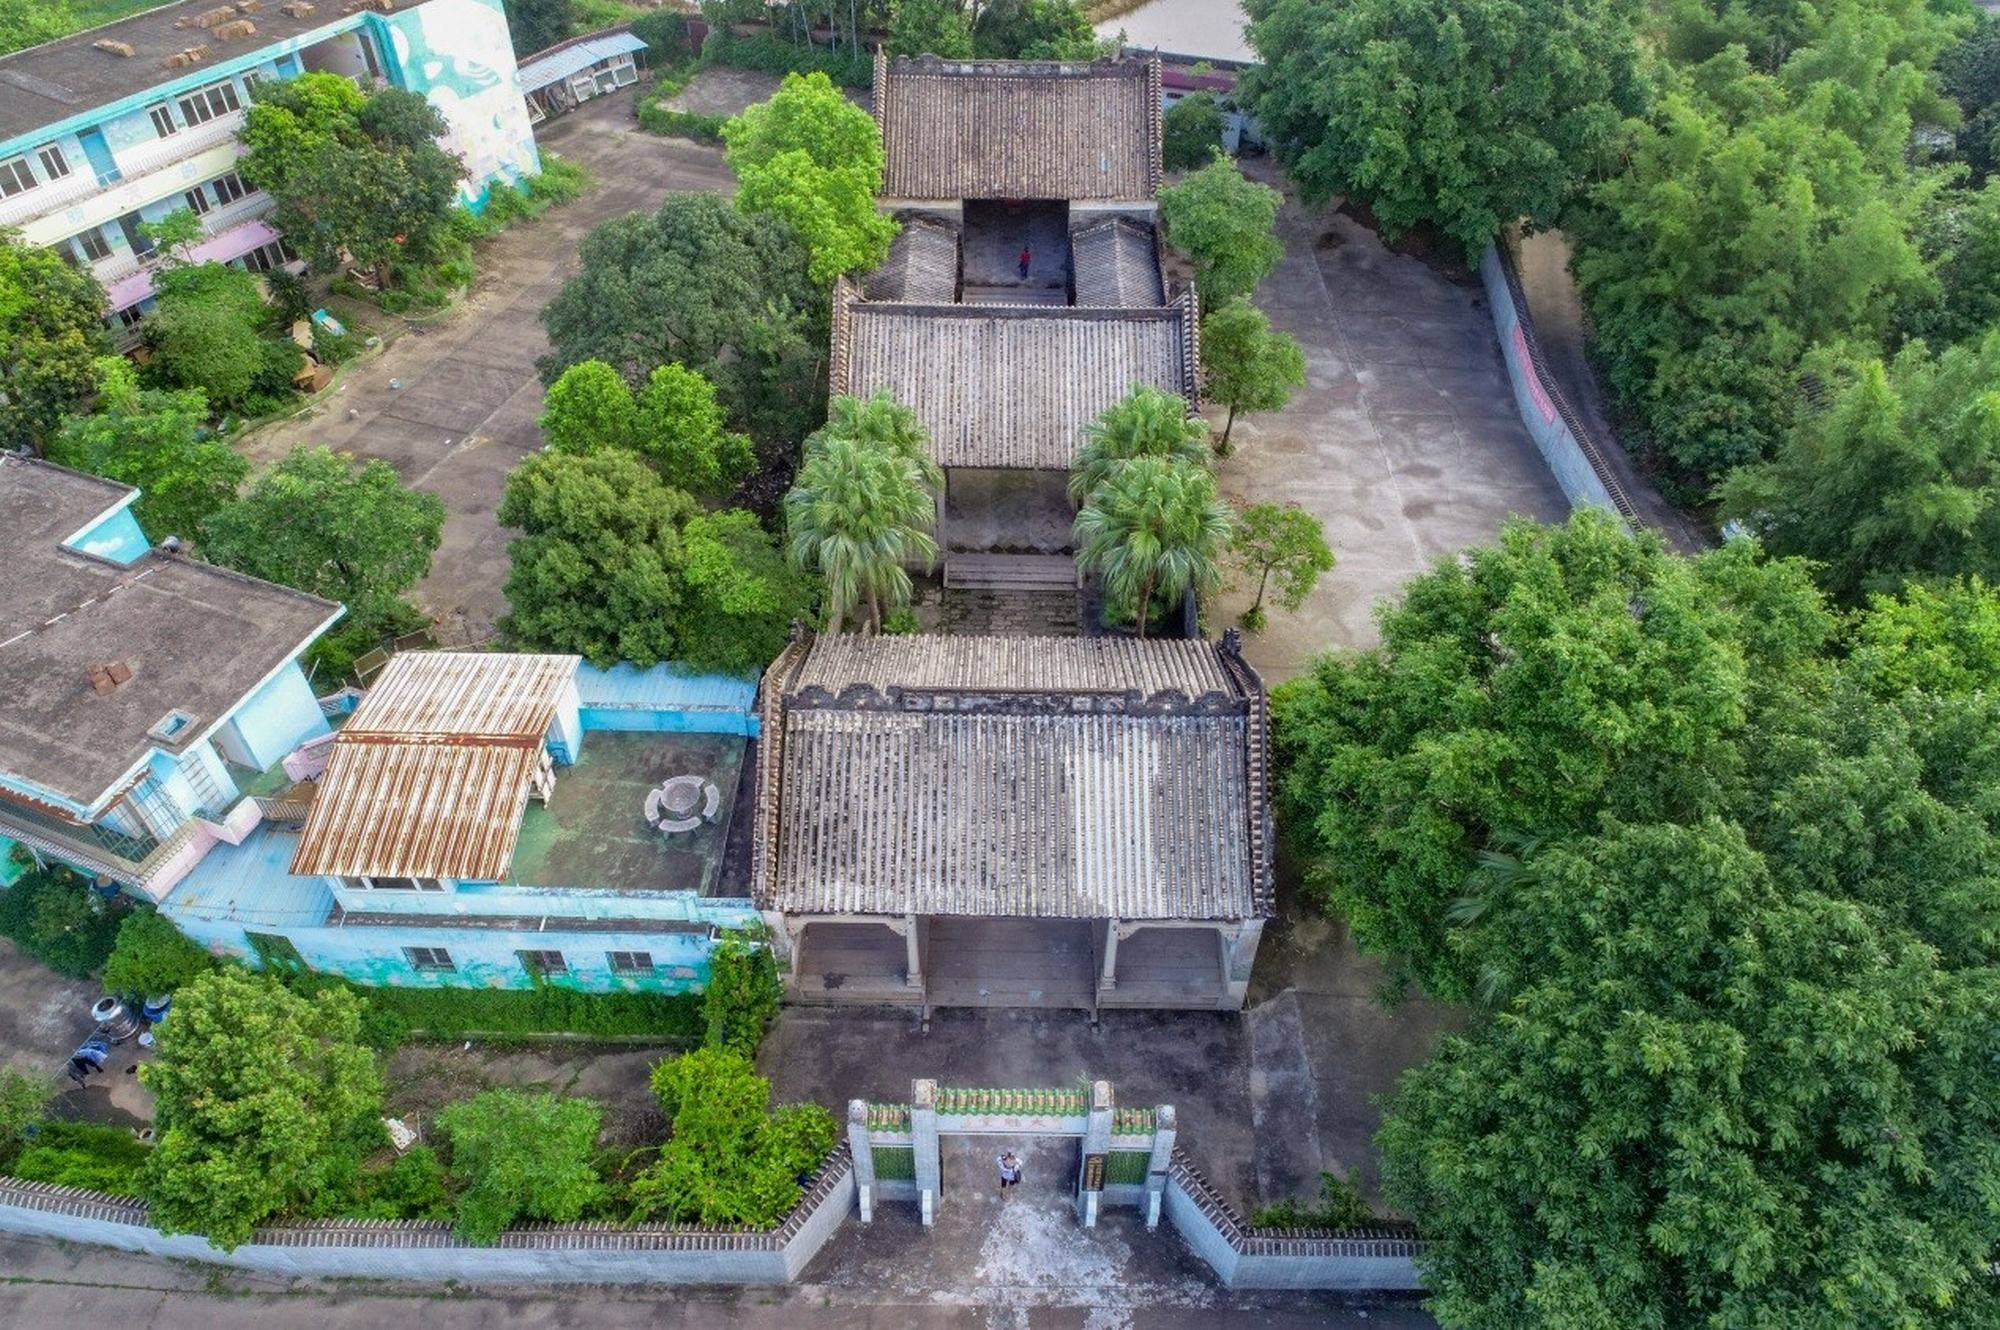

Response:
(1210, 160), (1571, 681)
(236, 87), (741, 645)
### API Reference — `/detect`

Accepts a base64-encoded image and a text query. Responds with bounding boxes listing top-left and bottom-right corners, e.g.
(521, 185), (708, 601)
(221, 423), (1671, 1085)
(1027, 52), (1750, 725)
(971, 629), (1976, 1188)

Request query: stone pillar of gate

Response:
(1143, 1103), (1176, 1231)
(911, 1078), (941, 1226)
(1075, 1079), (1114, 1228)
(847, 1100), (876, 1224)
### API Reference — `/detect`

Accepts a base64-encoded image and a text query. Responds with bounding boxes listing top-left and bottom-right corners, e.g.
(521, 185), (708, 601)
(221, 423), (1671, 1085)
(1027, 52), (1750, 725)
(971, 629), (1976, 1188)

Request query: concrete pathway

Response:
(1208, 161), (1571, 681)
(235, 87), (741, 646)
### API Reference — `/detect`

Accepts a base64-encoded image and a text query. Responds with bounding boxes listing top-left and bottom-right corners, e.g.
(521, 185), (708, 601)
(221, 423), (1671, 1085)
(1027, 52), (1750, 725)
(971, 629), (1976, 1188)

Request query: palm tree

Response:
(1073, 456), (1233, 638)
(1068, 385), (1212, 507)
(817, 390), (943, 487)
(785, 435), (938, 633)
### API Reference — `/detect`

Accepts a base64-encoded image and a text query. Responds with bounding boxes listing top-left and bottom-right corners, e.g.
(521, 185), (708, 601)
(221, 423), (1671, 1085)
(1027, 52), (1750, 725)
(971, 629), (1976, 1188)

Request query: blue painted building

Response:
(159, 651), (763, 994)
(0, 456), (340, 899)
(0, 0), (540, 342)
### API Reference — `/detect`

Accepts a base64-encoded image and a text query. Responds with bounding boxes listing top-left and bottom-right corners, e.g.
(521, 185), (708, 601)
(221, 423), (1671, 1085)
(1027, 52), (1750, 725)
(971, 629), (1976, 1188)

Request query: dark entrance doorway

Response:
(961, 199), (1070, 302)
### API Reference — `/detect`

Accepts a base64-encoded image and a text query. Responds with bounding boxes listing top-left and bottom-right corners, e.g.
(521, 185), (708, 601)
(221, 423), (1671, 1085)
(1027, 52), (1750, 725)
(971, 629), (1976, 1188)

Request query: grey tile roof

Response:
(1071, 217), (1163, 307)
(0, 455), (340, 809)
(863, 216), (960, 302)
(874, 52), (1162, 202)
(754, 632), (1273, 922)
(831, 282), (1200, 470)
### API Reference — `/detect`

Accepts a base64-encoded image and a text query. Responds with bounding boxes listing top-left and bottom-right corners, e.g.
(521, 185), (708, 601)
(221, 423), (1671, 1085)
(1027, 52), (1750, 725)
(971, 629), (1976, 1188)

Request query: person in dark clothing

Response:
(1017, 245), (1032, 279)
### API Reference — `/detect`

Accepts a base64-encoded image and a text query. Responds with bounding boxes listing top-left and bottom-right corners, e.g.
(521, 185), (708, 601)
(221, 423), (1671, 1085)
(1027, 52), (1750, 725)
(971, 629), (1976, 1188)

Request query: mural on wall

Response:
(378, 0), (541, 205)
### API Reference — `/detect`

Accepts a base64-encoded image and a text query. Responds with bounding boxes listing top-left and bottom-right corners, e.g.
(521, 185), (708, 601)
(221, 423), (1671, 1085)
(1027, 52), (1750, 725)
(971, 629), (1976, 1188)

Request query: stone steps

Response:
(944, 553), (1078, 592)
(960, 283), (1069, 306)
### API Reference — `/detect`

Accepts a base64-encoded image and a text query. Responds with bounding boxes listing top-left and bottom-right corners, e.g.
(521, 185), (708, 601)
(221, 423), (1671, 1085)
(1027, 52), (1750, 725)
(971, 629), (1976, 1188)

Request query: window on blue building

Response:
(0, 155), (34, 197)
(147, 103), (177, 138)
(37, 144), (69, 181)
(608, 951), (654, 974)
(518, 949), (566, 976)
(177, 79), (241, 127)
(405, 946), (455, 973)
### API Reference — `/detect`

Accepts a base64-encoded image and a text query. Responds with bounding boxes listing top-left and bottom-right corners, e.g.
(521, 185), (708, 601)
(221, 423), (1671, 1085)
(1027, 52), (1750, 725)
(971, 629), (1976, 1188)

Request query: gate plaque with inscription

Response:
(1082, 1152), (1106, 1192)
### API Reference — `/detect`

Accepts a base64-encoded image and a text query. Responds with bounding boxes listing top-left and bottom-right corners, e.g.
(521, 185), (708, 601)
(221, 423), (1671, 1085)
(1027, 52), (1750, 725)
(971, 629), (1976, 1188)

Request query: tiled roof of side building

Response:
(0, 0), (443, 146)
(873, 52), (1162, 202)
(288, 652), (579, 881)
(1071, 216), (1165, 307)
(753, 632), (1274, 922)
(0, 455), (341, 810)
(831, 282), (1201, 470)
(862, 216), (960, 303)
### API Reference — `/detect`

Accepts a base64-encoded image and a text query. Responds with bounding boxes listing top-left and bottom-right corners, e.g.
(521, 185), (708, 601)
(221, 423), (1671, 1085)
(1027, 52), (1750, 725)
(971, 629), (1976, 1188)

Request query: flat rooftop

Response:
(512, 731), (745, 894)
(0, 0), (439, 146)
(0, 456), (339, 810)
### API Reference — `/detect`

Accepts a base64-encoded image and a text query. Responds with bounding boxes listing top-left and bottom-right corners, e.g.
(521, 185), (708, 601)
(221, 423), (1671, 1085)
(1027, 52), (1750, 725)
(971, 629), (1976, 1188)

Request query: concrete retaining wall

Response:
(1162, 1150), (1424, 1292)
(0, 1148), (852, 1285)
(1479, 240), (1633, 522)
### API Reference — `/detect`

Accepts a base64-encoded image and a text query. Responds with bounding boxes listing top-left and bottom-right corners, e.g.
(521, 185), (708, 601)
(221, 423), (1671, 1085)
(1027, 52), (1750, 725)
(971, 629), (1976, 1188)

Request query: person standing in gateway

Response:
(997, 1150), (1023, 1193)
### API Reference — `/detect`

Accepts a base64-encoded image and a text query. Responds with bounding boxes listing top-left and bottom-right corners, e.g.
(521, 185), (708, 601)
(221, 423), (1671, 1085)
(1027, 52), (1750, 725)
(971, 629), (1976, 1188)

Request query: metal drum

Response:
(141, 995), (171, 1024)
(91, 995), (141, 1042)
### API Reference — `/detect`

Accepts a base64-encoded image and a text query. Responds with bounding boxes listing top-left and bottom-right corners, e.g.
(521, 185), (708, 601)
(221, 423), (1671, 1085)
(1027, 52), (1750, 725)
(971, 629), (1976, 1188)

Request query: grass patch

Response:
(283, 972), (704, 1051)
(10, 1120), (149, 1196)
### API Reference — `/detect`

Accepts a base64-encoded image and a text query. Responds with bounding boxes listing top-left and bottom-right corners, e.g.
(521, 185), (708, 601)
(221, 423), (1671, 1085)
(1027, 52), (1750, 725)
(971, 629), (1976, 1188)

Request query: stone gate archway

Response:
(846, 1079), (1176, 1230)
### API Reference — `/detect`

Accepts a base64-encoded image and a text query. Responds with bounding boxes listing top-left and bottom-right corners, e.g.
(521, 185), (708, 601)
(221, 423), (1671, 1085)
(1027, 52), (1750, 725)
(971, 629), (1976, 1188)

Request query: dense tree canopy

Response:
(724, 72), (898, 286)
(1158, 155), (1285, 306)
(1162, 93), (1226, 172)
(1277, 513), (2000, 1324)
(47, 362), (246, 548)
(144, 262), (300, 414)
(538, 195), (824, 448)
(239, 74), (464, 286)
(141, 970), (383, 1249)
(1720, 332), (2000, 601)
(499, 449), (808, 672)
(507, 0), (575, 58)
(1245, 0), (1647, 259)
(0, 229), (106, 452)
(539, 359), (755, 498)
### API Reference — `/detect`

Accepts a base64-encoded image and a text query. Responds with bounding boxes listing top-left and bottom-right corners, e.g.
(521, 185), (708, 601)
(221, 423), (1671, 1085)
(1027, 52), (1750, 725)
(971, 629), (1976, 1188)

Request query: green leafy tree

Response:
(539, 358), (636, 455)
(974, 0), (1108, 59)
(1271, 510), (1835, 999)
(1380, 819), (2000, 1328)
(702, 937), (781, 1056)
(1068, 385), (1211, 507)
(0, 863), (122, 978)
(0, 228), (106, 452)
(102, 911), (216, 999)
(1073, 456), (1233, 638)
(0, 0), (76, 56)
(205, 445), (443, 626)
(889, 0), (975, 57)
(137, 206), (205, 266)
(141, 969), (384, 1249)
(634, 362), (757, 497)
(628, 1048), (837, 1227)
(145, 262), (299, 412)
(1567, 33), (1950, 481)
(1846, 576), (2000, 699)
(508, 0), (575, 57)
(785, 434), (938, 633)
(47, 361), (246, 546)
(724, 71), (899, 286)
(1245, 0), (1646, 260)
(538, 195), (823, 446)
(499, 450), (803, 671)
(1162, 92), (1227, 172)
(1157, 154), (1285, 306)
(1719, 332), (2000, 601)
(436, 1090), (605, 1245)
(1230, 502), (1334, 631)
(240, 74), (464, 288)
(1199, 297), (1306, 451)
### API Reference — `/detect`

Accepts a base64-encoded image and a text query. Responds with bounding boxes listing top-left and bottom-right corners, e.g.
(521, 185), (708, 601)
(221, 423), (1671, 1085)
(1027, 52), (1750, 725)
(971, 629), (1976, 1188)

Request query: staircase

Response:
(944, 553), (1079, 592)
(961, 283), (1068, 306)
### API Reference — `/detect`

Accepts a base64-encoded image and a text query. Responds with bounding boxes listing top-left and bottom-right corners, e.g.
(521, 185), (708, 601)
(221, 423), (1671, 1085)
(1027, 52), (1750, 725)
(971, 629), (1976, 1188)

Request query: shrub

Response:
(0, 1068), (49, 1171)
(313, 325), (362, 366)
(10, 1120), (150, 1196)
(628, 1048), (836, 1227)
(438, 1089), (605, 1244)
(529, 156), (593, 205)
(1163, 92), (1226, 171)
(700, 30), (872, 87)
(281, 973), (705, 1049)
(348, 1144), (452, 1220)
(702, 938), (779, 1056)
(102, 911), (215, 999)
(1253, 1170), (1376, 1230)
(638, 102), (727, 141)
(630, 9), (695, 62)
(0, 863), (123, 979)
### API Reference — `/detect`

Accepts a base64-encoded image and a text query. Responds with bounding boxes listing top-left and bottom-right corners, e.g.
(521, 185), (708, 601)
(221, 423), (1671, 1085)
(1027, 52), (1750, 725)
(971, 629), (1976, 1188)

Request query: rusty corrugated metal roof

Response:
(289, 652), (577, 881)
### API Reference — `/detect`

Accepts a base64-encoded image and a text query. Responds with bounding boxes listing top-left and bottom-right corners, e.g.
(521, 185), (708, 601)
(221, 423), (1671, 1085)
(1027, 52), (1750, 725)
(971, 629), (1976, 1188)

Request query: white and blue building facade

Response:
(0, 0), (540, 341)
